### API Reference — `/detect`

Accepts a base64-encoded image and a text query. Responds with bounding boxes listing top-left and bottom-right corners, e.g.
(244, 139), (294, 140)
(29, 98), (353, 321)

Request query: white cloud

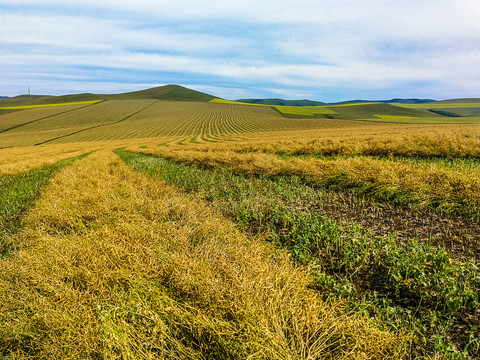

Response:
(1, 0), (480, 100)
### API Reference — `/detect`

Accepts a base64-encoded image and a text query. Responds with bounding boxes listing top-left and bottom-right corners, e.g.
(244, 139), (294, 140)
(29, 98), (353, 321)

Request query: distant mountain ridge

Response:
(235, 98), (326, 106)
(0, 96), (9, 101)
(328, 98), (436, 105)
(235, 97), (436, 106)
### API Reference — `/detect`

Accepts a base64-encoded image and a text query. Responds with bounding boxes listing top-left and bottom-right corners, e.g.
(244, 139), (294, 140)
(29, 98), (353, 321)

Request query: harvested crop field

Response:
(1, 94), (479, 359)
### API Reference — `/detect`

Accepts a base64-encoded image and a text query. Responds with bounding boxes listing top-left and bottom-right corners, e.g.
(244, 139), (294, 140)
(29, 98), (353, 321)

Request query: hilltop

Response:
(0, 85), (216, 106)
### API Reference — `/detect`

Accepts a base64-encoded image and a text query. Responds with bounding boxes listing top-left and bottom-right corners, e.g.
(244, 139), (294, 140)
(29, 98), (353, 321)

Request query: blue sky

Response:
(1, 0), (479, 102)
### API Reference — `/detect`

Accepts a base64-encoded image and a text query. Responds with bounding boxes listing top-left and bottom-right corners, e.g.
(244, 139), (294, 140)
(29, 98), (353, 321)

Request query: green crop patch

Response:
(0, 152), (91, 257)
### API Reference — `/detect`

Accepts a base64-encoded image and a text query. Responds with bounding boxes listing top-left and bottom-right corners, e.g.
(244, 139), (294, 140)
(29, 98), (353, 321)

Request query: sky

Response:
(1, 0), (480, 102)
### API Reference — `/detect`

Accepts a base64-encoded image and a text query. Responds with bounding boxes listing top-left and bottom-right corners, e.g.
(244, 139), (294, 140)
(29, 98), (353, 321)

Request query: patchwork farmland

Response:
(0, 85), (479, 359)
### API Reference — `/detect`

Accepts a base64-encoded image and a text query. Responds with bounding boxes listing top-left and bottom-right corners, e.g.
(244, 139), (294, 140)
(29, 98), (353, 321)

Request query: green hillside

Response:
(0, 85), (216, 106)
(106, 84), (216, 102)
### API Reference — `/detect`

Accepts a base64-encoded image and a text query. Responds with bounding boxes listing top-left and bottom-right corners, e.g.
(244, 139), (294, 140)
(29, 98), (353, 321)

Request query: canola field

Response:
(0, 98), (479, 359)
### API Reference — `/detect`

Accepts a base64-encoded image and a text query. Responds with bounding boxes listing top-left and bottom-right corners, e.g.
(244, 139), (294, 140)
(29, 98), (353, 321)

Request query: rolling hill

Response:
(0, 85), (216, 106)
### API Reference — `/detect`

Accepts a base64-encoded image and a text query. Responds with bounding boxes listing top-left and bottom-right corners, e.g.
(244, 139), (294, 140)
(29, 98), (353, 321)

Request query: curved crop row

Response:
(47, 101), (341, 143)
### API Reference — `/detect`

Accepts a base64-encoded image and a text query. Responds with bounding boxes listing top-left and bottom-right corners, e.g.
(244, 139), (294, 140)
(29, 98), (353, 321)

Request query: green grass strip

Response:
(0, 152), (91, 257)
(116, 148), (480, 360)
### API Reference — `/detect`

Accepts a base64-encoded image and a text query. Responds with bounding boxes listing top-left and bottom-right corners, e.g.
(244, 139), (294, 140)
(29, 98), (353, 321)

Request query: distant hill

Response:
(235, 98), (326, 106)
(330, 98), (436, 105)
(0, 96), (9, 101)
(434, 98), (480, 104)
(0, 85), (216, 106)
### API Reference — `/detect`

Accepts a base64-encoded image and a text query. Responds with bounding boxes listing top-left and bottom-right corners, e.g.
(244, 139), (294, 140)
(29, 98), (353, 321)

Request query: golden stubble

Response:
(0, 150), (403, 359)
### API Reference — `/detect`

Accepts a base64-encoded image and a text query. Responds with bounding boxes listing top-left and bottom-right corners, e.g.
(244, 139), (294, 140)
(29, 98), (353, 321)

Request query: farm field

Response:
(0, 86), (479, 359)
(210, 98), (480, 123)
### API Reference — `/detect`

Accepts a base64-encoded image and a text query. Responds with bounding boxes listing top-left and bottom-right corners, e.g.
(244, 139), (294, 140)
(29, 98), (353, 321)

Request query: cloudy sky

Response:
(1, 0), (479, 102)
